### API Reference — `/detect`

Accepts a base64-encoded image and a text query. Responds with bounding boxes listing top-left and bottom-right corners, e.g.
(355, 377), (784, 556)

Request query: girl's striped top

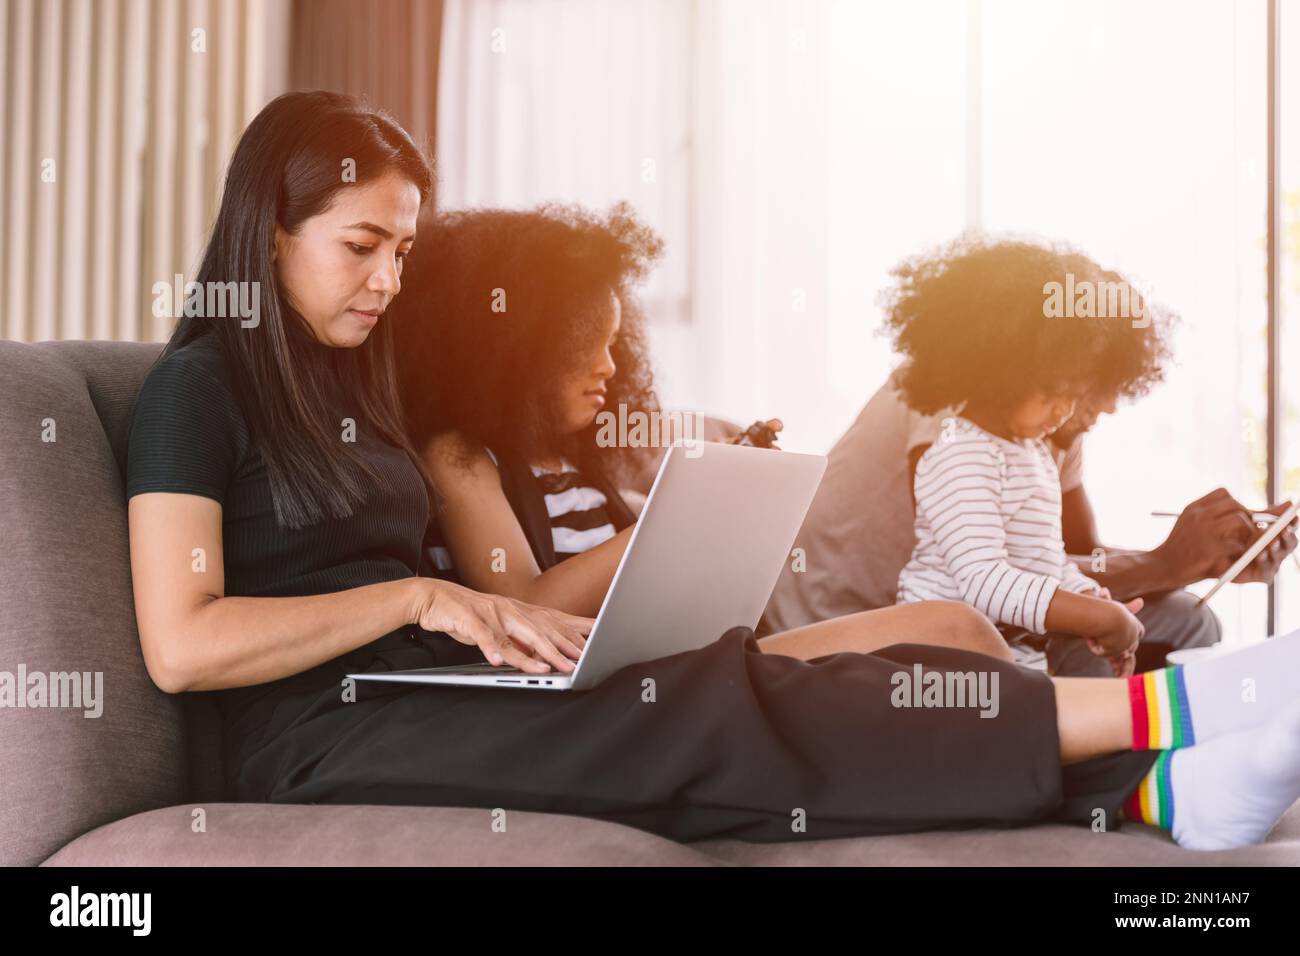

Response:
(528, 459), (619, 561)
(896, 416), (1098, 633)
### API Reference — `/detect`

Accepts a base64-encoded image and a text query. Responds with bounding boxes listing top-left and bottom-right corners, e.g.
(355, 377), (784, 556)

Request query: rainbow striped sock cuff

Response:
(1128, 666), (1197, 751)
(1124, 750), (1176, 829)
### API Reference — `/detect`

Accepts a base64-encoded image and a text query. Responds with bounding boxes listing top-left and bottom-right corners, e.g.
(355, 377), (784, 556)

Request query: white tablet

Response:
(1196, 500), (1300, 606)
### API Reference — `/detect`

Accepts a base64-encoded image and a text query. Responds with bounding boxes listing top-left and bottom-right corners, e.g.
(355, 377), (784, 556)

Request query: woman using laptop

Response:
(125, 91), (1300, 851)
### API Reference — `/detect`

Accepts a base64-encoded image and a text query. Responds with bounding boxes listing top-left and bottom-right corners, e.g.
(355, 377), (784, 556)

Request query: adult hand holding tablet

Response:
(1194, 499), (1300, 607)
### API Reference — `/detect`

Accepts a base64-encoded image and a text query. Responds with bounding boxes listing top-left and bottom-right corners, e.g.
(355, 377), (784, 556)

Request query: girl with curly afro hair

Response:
(388, 202), (660, 619)
(392, 202), (786, 620)
(886, 235), (1175, 675)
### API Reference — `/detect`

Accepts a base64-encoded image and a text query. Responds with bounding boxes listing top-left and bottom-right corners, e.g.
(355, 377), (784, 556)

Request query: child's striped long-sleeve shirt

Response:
(896, 416), (1098, 633)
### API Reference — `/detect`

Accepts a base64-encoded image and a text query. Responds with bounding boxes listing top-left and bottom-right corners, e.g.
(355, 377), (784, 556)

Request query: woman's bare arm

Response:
(129, 492), (592, 693)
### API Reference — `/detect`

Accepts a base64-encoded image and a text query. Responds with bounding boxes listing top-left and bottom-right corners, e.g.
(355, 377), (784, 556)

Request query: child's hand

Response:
(1081, 596), (1144, 676)
(728, 418), (783, 448)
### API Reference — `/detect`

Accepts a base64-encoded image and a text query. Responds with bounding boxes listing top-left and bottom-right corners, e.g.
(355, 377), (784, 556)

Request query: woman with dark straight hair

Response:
(161, 89), (433, 530)
(124, 90), (1300, 851)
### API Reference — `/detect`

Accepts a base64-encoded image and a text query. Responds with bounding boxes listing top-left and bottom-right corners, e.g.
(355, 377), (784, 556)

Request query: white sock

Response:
(1158, 699), (1300, 850)
(1178, 625), (1300, 742)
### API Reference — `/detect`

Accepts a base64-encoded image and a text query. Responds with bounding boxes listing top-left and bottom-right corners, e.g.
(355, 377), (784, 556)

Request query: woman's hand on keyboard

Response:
(411, 578), (595, 673)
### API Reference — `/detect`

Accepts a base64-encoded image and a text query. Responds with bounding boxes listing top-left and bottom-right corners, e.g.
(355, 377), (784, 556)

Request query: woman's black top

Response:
(125, 332), (447, 752)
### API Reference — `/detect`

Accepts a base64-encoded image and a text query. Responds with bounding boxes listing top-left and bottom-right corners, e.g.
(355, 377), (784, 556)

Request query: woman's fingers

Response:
(434, 597), (550, 672)
(530, 609), (585, 659)
(482, 602), (557, 673)
(425, 586), (595, 672)
(547, 607), (596, 630)
(516, 602), (593, 649)
(502, 603), (581, 662)
(492, 602), (574, 672)
(551, 609), (596, 635)
(534, 615), (585, 661)
(494, 634), (550, 672)
(453, 611), (526, 669)
(546, 612), (591, 652)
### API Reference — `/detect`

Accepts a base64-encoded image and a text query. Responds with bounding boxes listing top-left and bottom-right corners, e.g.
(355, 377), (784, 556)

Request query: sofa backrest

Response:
(0, 339), (200, 866)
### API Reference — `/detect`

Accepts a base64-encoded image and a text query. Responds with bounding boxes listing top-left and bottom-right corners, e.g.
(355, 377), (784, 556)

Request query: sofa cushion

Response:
(0, 340), (191, 866)
(41, 802), (1300, 866)
(704, 805), (1300, 866)
(41, 803), (718, 866)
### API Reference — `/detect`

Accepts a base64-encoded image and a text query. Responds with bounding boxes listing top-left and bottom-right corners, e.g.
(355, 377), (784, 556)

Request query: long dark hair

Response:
(391, 202), (662, 486)
(161, 90), (435, 529)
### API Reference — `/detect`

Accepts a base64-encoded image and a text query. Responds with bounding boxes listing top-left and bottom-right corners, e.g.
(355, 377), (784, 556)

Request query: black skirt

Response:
(226, 629), (1157, 843)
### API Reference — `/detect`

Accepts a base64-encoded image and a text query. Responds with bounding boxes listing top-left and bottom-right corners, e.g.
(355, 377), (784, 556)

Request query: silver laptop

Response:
(348, 440), (827, 691)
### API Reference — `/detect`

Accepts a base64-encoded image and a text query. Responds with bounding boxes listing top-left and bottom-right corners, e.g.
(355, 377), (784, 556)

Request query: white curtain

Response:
(0, 0), (291, 343)
(435, 0), (973, 453)
(436, 0), (692, 325)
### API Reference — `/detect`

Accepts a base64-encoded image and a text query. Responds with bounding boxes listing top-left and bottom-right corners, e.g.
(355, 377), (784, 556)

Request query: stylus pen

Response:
(1151, 510), (1279, 524)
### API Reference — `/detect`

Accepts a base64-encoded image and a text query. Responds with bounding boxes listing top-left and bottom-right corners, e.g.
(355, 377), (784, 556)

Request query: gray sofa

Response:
(3, 338), (1297, 866)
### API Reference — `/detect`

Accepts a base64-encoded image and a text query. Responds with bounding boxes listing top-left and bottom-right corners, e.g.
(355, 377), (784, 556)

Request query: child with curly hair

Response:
(889, 236), (1173, 676)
